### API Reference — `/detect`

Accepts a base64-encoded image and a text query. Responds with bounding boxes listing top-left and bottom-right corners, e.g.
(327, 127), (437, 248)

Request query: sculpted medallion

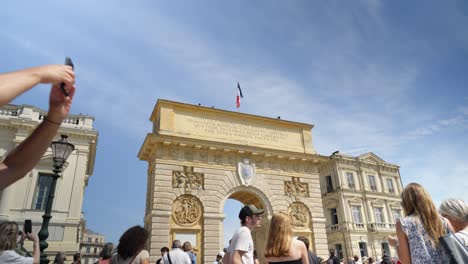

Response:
(172, 166), (204, 191)
(288, 202), (310, 228)
(172, 195), (202, 226)
(237, 158), (255, 186)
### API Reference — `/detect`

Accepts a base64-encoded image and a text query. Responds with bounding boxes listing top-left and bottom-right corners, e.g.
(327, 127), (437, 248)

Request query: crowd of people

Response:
(0, 65), (467, 264)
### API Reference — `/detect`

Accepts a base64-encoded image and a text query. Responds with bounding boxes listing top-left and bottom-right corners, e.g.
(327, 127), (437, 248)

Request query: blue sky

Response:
(2, 0), (467, 246)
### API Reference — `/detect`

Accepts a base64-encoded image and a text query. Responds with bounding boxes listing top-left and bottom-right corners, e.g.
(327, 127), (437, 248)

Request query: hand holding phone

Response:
(61, 57), (74, 96)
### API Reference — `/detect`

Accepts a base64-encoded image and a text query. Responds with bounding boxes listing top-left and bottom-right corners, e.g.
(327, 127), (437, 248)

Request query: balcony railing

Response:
(0, 104), (94, 130)
(353, 223), (365, 229)
(367, 222), (396, 232)
(327, 223), (351, 232)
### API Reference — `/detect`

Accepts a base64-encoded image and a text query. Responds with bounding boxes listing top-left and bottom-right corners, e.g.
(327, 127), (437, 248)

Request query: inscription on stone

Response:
(185, 116), (290, 144)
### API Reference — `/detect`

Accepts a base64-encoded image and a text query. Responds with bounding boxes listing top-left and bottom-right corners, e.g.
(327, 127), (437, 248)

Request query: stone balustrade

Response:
(0, 104), (94, 130)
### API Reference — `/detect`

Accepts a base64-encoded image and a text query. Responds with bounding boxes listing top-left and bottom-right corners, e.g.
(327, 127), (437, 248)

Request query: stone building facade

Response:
(320, 152), (403, 260)
(139, 99), (403, 262)
(80, 227), (106, 264)
(0, 104), (98, 260)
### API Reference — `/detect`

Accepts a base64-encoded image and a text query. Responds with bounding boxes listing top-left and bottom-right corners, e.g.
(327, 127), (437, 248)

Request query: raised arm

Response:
(0, 82), (76, 189)
(0, 65), (74, 105)
(396, 221), (411, 264)
(299, 241), (309, 264)
(27, 232), (40, 264)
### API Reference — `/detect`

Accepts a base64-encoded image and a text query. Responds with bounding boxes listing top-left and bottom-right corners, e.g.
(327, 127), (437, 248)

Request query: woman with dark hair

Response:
(96, 242), (113, 264)
(111, 226), (150, 264)
(388, 183), (449, 264)
(264, 212), (308, 264)
(0, 221), (40, 263)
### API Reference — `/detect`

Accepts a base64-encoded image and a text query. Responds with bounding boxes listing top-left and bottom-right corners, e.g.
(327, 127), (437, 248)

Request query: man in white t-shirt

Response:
(227, 204), (264, 264)
(162, 240), (191, 264)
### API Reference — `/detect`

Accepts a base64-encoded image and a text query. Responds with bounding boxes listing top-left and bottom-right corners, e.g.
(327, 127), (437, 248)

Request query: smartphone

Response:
(24, 219), (32, 234)
(61, 57), (74, 96)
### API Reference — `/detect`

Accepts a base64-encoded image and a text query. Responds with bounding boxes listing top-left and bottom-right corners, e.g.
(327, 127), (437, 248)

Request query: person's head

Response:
(238, 204), (264, 229)
(0, 221), (18, 252)
(297, 236), (310, 250)
(368, 257), (374, 263)
(380, 254), (392, 264)
(54, 252), (67, 264)
(73, 252), (81, 262)
(438, 198), (468, 232)
(354, 255), (359, 261)
(117, 225), (149, 259)
(172, 239), (182, 249)
(100, 242), (114, 260)
(161, 247), (170, 256)
(182, 241), (192, 252)
(217, 251), (225, 261)
(264, 212), (292, 258)
(329, 248), (336, 257)
(401, 182), (445, 243)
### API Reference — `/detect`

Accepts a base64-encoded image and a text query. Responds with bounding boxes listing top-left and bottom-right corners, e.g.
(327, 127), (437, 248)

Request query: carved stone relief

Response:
(170, 148), (178, 160)
(172, 166), (204, 191)
(199, 150), (208, 162)
(172, 195), (202, 226)
(284, 177), (309, 198)
(214, 153), (222, 164)
(184, 151), (193, 161)
(227, 154), (235, 165)
(255, 159), (263, 169)
(288, 202), (310, 229)
(280, 162), (288, 171)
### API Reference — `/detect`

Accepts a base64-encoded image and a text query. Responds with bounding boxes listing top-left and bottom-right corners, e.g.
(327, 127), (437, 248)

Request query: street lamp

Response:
(38, 135), (75, 264)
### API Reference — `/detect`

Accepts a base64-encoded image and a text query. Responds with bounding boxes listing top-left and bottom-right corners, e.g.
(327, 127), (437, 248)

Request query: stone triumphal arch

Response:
(139, 100), (329, 263)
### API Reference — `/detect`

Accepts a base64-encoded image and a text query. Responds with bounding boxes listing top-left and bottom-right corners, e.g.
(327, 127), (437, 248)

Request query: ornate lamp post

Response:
(38, 135), (75, 264)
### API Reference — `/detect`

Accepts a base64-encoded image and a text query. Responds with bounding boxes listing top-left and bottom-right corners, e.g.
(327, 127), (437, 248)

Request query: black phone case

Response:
(24, 219), (32, 233)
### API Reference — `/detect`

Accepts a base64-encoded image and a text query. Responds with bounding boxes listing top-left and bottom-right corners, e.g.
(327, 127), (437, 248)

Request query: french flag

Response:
(236, 82), (244, 108)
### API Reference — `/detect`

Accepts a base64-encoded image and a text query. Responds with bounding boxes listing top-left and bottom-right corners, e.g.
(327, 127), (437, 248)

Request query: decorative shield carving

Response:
(237, 158), (255, 186)
(172, 195), (202, 226)
(172, 166), (204, 191)
(288, 202), (309, 229)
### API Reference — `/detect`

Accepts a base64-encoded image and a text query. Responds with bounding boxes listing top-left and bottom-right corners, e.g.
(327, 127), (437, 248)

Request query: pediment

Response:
(325, 199), (338, 208)
(370, 198), (385, 206)
(359, 152), (386, 164)
(348, 197), (363, 204)
(388, 201), (402, 208)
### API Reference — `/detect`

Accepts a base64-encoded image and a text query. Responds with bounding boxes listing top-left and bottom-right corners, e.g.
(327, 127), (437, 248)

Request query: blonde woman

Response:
(0, 221), (40, 264)
(264, 212), (308, 264)
(388, 183), (449, 264)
